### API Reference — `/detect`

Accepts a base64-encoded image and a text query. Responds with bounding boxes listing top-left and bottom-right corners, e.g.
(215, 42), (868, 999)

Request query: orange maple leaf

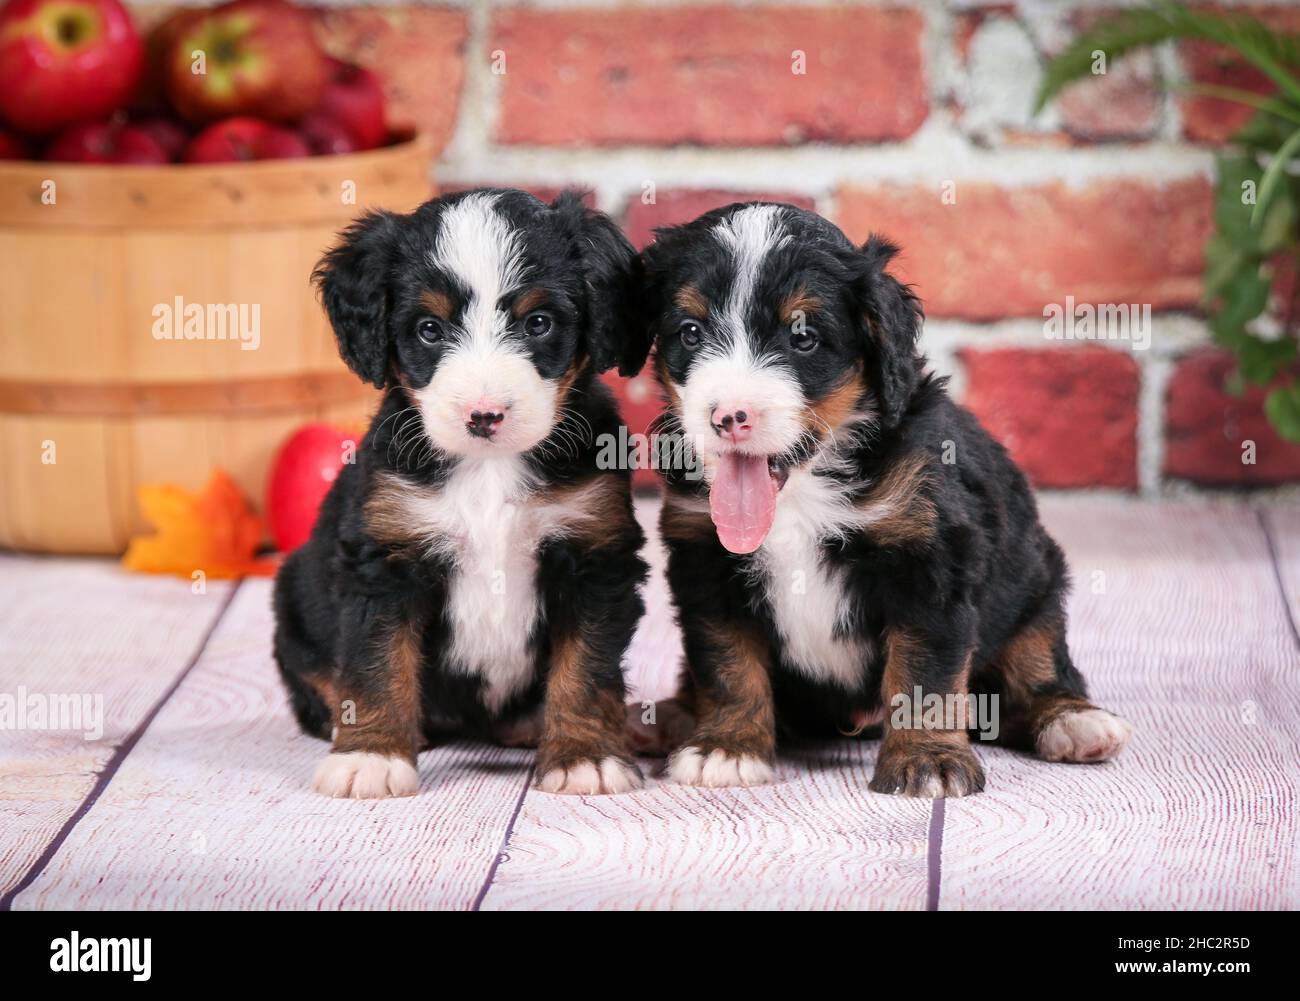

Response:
(122, 470), (278, 579)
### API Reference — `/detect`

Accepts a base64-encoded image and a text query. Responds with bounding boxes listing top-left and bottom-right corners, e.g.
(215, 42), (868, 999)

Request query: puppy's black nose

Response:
(467, 409), (505, 438)
(710, 407), (751, 438)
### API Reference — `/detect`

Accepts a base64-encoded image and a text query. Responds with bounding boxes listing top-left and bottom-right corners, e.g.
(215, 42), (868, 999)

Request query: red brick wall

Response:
(186, 0), (1300, 494)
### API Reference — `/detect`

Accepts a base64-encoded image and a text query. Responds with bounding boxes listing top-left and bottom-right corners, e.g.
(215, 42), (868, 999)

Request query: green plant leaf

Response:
(1256, 185), (1297, 253)
(1212, 266), (1271, 343)
(1238, 334), (1298, 384)
(1036, 2), (1300, 113)
(1179, 83), (1300, 127)
(1214, 153), (1264, 243)
(1251, 126), (1300, 226)
(1233, 108), (1300, 152)
(1203, 236), (1250, 299)
(1035, 9), (1194, 112)
(1264, 384), (1300, 441)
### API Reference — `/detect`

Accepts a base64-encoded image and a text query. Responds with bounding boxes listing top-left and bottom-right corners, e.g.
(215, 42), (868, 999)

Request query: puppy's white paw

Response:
(536, 756), (643, 795)
(1037, 709), (1133, 763)
(312, 751), (419, 799)
(666, 746), (776, 788)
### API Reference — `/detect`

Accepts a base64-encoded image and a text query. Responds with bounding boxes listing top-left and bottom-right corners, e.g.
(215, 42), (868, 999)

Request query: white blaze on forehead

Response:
(430, 191), (527, 352)
(417, 192), (554, 455)
(679, 204), (802, 458)
(712, 204), (790, 359)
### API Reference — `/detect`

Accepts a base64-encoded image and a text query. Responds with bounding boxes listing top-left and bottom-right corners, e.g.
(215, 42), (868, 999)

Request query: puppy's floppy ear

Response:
(854, 235), (923, 428)
(633, 222), (694, 366)
(312, 210), (402, 389)
(551, 191), (648, 376)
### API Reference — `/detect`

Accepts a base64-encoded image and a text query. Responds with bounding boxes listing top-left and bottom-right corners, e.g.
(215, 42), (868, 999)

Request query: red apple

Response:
(312, 58), (386, 150)
(163, 0), (327, 125)
(266, 424), (357, 552)
(134, 7), (199, 115)
(299, 112), (357, 156)
(45, 118), (169, 163)
(131, 115), (188, 160)
(0, 0), (144, 134)
(181, 117), (308, 163)
(0, 127), (29, 159)
(256, 122), (310, 160)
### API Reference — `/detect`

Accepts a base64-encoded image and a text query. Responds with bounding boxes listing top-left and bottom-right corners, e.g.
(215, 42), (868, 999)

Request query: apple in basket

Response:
(45, 116), (170, 163)
(182, 116), (308, 162)
(0, 0), (144, 134)
(298, 112), (358, 156)
(162, 0), (327, 125)
(0, 127), (30, 159)
(130, 114), (189, 160)
(312, 57), (387, 150)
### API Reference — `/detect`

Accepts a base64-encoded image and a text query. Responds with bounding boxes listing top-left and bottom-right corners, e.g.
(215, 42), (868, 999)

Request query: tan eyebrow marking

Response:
(780, 286), (821, 325)
(420, 289), (454, 320)
(512, 287), (549, 318)
(674, 285), (710, 319)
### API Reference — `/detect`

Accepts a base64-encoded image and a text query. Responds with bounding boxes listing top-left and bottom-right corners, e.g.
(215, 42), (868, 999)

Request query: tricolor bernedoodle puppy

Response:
(633, 202), (1134, 797)
(274, 189), (649, 799)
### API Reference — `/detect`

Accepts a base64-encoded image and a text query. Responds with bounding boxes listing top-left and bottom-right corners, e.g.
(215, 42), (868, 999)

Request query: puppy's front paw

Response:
(312, 751), (419, 799)
(1037, 708), (1133, 763)
(869, 744), (984, 798)
(536, 756), (643, 795)
(666, 746), (777, 788)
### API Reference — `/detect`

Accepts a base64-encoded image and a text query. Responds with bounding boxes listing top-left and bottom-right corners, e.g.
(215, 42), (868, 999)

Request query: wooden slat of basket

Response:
(0, 135), (432, 230)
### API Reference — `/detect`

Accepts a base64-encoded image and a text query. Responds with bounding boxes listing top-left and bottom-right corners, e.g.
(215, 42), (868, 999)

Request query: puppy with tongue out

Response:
(629, 201), (1133, 799)
(710, 452), (779, 554)
(707, 407), (790, 554)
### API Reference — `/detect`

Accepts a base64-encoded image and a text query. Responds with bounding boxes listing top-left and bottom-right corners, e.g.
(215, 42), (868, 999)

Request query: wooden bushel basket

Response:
(0, 132), (432, 554)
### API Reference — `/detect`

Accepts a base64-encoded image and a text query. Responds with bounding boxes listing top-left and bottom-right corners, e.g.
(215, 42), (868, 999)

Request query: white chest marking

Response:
(752, 471), (874, 691)
(394, 458), (578, 713)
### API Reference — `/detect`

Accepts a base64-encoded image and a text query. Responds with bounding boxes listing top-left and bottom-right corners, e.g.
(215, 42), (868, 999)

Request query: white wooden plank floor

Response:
(0, 559), (233, 904)
(942, 505), (1300, 909)
(1, 499), (1297, 910)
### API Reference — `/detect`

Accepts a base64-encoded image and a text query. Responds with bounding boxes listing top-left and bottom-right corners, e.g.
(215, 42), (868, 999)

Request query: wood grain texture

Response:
(0, 134), (430, 229)
(0, 556), (232, 898)
(0, 136), (427, 555)
(10, 581), (532, 911)
(481, 499), (931, 910)
(1264, 507), (1300, 633)
(480, 740), (933, 911)
(939, 501), (1300, 910)
(4, 499), (1298, 910)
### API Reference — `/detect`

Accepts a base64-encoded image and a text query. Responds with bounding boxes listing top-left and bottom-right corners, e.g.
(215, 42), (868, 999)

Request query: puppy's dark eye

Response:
(525, 312), (553, 337)
(416, 318), (443, 346)
(678, 320), (703, 349)
(791, 327), (819, 353)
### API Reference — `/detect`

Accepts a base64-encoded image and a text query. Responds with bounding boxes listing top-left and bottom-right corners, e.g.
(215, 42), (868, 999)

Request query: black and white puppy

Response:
(274, 189), (648, 799)
(634, 203), (1133, 796)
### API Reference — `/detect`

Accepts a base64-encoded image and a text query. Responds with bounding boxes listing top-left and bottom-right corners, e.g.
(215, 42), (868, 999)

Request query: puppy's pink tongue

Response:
(709, 453), (778, 554)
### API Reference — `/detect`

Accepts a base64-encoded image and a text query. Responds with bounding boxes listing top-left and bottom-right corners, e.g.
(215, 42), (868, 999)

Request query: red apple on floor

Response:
(299, 112), (357, 156)
(0, 0), (144, 134)
(163, 0), (327, 125)
(45, 118), (169, 163)
(0, 127), (29, 159)
(266, 424), (357, 552)
(181, 117), (308, 163)
(313, 58), (386, 150)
